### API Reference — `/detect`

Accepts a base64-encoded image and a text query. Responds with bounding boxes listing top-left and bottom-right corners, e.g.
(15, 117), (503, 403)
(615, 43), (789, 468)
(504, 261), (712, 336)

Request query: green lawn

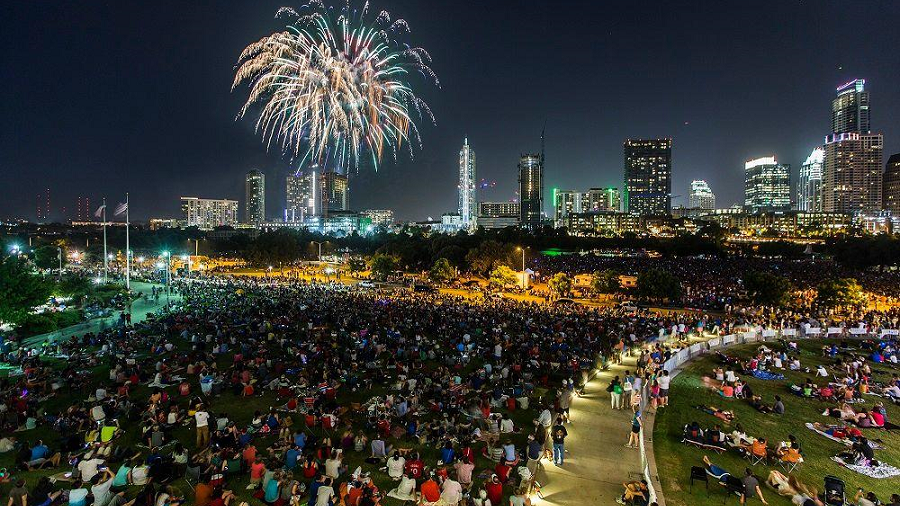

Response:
(653, 339), (900, 506)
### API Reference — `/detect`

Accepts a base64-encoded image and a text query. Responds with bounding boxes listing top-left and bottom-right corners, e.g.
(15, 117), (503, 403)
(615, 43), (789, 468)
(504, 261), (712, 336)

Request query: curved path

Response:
(535, 353), (643, 504)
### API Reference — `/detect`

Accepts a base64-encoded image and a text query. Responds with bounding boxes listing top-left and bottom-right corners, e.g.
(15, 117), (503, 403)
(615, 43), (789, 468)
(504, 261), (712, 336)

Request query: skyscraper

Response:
(285, 171), (317, 222)
(320, 171), (349, 217)
(883, 154), (900, 215)
(458, 138), (476, 228)
(822, 79), (883, 215)
(744, 157), (791, 213)
(688, 180), (716, 210)
(518, 153), (544, 229)
(245, 169), (266, 225)
(624, 138), (672, 216)
(553, 189), (579, 227)
(797, 147), (824, 212)
(832, 79), (870, 135)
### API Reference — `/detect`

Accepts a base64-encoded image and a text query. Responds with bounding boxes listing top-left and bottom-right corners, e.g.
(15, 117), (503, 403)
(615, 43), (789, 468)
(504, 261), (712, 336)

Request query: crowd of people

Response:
(0, 276), (717, 506)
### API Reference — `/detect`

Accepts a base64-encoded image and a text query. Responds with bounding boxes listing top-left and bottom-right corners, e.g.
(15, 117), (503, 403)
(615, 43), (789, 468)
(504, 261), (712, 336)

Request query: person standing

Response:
(551, 418), (568, 466)
(608, 377), (623, 410)
(195, 406), (210, 448)
(657, 370), (671, 408)
(626, 410), (642, 449)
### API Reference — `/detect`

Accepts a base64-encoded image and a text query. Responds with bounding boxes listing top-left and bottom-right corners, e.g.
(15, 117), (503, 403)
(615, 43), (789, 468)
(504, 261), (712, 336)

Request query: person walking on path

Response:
(608, 376), (623, 410)
(626, 409), (642, 449)
(551, 418), (568, 466)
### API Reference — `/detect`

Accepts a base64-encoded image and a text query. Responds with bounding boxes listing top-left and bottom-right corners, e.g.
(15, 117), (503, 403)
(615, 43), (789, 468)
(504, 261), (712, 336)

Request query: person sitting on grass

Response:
(739, 468), (768, 505)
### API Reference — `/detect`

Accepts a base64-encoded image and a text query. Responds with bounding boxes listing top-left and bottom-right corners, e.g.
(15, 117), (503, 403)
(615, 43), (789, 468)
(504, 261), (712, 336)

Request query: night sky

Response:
(2, 1), (899, 221)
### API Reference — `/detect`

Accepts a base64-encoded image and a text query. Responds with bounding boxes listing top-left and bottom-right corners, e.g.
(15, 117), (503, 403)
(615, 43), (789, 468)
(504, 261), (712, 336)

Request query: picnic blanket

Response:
(805, 423), (882, 449)
(831, 456), (900, 478)
(751, 370), (785, 381)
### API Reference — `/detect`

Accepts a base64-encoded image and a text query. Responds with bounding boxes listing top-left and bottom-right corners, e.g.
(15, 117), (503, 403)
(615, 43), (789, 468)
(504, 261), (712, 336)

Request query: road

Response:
(22, 281), (180, 347)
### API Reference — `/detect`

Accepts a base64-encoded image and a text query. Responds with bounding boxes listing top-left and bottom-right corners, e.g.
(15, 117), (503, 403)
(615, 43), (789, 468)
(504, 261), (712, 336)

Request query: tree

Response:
(0, 257), (53, 325)
(637, 267), (682, 302)
(348, 258), (367, 272)
(465, 240), (516, 276)
(33, 245), (62, 270)
(369, 254), (400, 281)
(591, 270), (620, 294)
(816, 278), (866, 309)
(548, 272), (573, 298)
(743, 271), (792, 307)
(488, 265), (518, 288)
(429, 258), (456, 284)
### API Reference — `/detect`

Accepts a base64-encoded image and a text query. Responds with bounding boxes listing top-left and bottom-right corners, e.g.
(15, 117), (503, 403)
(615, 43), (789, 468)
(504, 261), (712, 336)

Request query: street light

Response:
(162, 251), (171, 306)
(311, 241), (326, 262)
(516, 246), (528, 289)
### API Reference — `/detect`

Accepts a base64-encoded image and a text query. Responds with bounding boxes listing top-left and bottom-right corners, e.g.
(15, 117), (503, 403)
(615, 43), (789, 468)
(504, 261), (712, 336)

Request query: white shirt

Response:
(657, 376), (670, 389)
(195, 411), (210, 428)
(78, 458), (104, 482)
(315, 486), (334, 506)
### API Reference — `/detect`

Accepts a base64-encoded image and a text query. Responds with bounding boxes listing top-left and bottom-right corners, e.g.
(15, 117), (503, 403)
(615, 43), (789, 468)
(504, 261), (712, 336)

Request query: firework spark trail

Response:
(233, 1), (438, 173)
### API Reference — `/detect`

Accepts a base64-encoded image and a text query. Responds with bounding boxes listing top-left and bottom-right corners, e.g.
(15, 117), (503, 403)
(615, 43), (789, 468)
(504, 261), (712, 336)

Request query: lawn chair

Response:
(778, 453), (803, 474)
(689, 466), (709, 496)
(823, 475), (846, 506)
(721, 475), (744, 504)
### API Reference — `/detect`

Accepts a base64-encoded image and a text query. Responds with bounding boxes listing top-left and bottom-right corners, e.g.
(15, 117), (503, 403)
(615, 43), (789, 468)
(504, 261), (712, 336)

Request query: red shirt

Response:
(405, 460), (424, 479)
(420, 480), (440, 502)
(486, 481), (503, 505)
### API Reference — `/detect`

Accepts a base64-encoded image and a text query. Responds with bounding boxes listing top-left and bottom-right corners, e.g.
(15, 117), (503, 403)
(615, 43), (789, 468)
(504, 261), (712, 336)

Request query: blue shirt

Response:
(294, 433), (307, 448)
(264, 478), (280, 503)
(308, 482), (322, 506)
(285, 449), (299, 469)
(31, 444), (50, 461)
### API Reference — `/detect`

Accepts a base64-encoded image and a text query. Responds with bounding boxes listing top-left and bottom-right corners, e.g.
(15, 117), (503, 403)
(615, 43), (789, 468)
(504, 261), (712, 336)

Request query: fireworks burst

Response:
(233, 0), (438, 173)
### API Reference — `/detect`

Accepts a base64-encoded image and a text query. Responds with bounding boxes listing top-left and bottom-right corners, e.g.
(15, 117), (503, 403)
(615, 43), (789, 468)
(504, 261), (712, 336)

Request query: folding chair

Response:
(746, 450), (766, 466)
(689, 466), (709, 496)
(779, 455), (803, 474)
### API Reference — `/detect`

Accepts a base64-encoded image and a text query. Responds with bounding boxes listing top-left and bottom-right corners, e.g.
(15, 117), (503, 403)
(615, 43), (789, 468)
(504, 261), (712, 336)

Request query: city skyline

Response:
(2, 1), (900, 221)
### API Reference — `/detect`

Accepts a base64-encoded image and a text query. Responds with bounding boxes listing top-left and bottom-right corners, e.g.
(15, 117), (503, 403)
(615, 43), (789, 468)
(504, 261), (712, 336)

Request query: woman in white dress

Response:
(386, 474), (417, 502)
(386, 452), (406, 480)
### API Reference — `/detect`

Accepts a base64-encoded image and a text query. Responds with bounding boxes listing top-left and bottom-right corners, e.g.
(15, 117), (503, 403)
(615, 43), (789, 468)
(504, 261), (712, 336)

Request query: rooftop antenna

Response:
(540, 121), (546, 164)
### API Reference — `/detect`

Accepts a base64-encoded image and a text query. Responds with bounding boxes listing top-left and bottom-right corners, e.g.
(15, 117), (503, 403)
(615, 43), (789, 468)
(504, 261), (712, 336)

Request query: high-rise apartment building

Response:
(478, 201), (520, 230)
(360, 209), (394, 228)
(553, 190), (579, 227)
(245, 169), (266, 225)
(518, 154), (544, 228)
(832, 79), (870, 135)
(822, 79), (883, 215)
(285, 171), (317, 222)
(744, 157), (791, 213)
(320, 172), (349, 217)
(583, 187), (621, 212)
(458, 138), (477, 228)
(688, 180), (716, 210)
(883, 154), (900, 215)
(797, 147), (824, 212)
(624, 138), (672, 216)
(181, 197), (239, 229)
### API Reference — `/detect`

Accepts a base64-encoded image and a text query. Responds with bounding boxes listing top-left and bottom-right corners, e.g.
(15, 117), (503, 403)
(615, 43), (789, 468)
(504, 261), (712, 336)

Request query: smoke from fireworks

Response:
(233, 0), (438, 173)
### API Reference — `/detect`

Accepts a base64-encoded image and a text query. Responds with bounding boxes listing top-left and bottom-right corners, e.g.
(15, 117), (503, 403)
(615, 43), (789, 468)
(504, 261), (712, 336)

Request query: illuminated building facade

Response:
(181, 197), (239, 229)
(245, 169), (266, 226)
(832, 79), (870, 135)
(477, 200), (520, 230)
(285, 171), (317, 223)
(744, 156), (790, 213)
(882, 154), (900, 215)
(320, 172), (349, 217)
(518, 153), (544, 228)
(624, 138), (672, 216)
(688, 180), (716, 210)
(822, 133), (884, 214)
(361, 209), (394, 228)
(797, 148), (824, 212)
(458, 138), (477, 228)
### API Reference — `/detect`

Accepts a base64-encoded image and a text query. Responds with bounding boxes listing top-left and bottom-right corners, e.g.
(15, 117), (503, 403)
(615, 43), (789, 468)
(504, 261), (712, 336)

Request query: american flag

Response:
(114, 202), (128, 216)
(94, 204), (106, 217)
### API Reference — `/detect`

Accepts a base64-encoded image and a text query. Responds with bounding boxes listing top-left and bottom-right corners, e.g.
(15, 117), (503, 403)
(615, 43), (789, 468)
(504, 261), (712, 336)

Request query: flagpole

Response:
(102, 198), (108, 283)
(125, 193), (131, 291)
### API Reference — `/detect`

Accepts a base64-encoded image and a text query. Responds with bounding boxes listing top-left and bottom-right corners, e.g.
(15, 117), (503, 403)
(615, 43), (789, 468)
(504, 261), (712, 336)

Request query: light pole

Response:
(162, 251), (171, 306)
(516, 246), (528, 289)
(57, 246), (62, 280)
(311, 241), (325, 262)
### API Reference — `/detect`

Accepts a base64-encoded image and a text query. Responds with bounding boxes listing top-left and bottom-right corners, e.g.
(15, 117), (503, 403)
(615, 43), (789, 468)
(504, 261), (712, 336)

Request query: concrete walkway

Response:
(22, 281), (179, 347)
(536, 353), (643, 505)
